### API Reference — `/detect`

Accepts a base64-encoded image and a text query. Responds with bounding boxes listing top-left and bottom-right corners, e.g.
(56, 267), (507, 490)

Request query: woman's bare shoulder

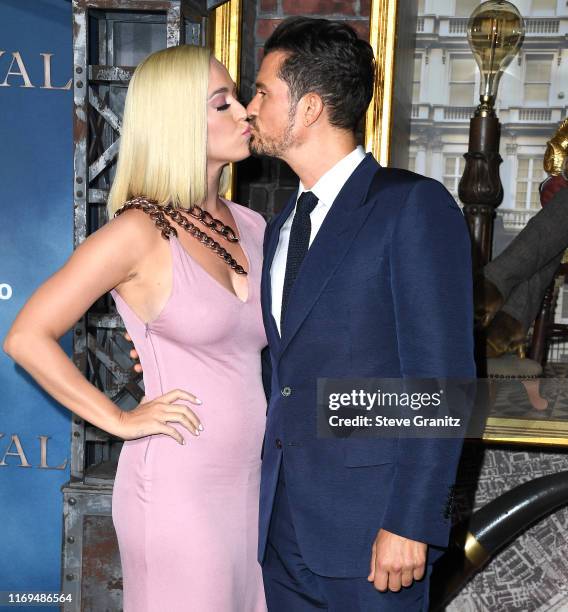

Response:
(71, 207), (170, 276)
(102, 206), (171, 246)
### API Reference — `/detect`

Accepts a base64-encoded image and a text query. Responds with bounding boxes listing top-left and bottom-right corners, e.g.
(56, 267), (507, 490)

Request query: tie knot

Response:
(297, 191), (319, 216)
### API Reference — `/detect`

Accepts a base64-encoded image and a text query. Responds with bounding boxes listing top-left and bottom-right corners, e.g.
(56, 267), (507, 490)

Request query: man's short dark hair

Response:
(264, 17), (375, 132)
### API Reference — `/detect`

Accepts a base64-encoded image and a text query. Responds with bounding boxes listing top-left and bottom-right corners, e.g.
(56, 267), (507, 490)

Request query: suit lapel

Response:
(261, 190), (298, 350)
(279, 154), (381, 357)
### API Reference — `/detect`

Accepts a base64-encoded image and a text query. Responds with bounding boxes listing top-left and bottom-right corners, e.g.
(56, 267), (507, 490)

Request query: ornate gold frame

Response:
(364, 2), (568, 448)
(365, 0), (399, 166)
(210, 2), (568, 449)
(214, 0), (399, 178)
(212, 0), (242, 199)
(483, 416), (568, 447)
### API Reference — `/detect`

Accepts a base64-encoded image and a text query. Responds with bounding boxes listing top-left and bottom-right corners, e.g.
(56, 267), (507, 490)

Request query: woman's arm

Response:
(3, 211), (202, 444)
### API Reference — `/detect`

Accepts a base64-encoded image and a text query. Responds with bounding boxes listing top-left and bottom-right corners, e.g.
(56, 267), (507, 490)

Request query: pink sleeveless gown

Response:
(110, 200), (268, 612)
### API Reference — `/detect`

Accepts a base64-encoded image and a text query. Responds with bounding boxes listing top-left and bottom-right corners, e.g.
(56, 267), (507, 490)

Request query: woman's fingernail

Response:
(182, 439), (186, 445)
(195, 398), (202, 404)
(198, 424), (204, 431)
(195, 430), (200, 436)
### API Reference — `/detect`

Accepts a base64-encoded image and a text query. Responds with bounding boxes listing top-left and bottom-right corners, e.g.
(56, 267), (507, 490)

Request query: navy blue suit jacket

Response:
(258, 153), (476, 577)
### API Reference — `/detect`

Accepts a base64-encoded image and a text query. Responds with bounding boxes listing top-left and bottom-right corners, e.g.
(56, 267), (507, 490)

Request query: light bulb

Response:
(467, 0), (525, 116)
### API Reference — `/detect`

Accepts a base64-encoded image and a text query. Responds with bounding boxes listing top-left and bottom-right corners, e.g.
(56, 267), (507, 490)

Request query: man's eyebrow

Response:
(255, 81), (268, 90)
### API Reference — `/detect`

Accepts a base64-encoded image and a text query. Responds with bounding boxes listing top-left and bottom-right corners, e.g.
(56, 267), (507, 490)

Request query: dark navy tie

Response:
(281, 191), (319, 325)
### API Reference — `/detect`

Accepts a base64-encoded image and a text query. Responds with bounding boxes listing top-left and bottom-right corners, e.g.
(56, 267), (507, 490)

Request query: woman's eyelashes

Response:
(211, 93), (230, 111)
(213, 91), (245, 111)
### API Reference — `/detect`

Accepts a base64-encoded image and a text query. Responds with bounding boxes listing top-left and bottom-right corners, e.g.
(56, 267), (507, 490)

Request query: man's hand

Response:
(367, 528), (427, 592)
(124, 332), (142, 373)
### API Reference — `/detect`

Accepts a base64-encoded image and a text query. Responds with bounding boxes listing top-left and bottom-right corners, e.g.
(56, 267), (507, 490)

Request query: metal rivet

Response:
(76, 66), (83, 74)
(66, 574), (75, 581)
(75, 329), (82, 336)
(76, 81), (83, 88)
(76, 190), (83, 198)
(76, 177), (83, 184)
(74, 418), (82, 425)
(67, 536), (75, 544)
(73, 431), (80, 438)
(68, 497), (76, 506)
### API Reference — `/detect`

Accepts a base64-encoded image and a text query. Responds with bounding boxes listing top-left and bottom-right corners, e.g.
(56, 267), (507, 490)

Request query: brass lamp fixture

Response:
(459, 1), (525, 272)
(468, 1), (524, 117)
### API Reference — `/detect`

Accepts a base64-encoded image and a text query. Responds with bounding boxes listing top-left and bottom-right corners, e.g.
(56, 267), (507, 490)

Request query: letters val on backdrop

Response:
(0, 0), (73, 601)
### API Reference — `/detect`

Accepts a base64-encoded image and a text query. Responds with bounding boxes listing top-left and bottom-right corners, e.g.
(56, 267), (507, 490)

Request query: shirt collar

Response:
(297, 145), (366, 209)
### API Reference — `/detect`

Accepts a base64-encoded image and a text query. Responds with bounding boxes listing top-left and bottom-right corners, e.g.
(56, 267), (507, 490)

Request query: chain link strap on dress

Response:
(184, 204), (239, 243)
(114, 196), (247, 275)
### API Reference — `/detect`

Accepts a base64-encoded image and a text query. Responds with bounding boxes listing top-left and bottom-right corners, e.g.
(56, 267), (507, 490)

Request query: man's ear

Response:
(301, 92), (324, 127)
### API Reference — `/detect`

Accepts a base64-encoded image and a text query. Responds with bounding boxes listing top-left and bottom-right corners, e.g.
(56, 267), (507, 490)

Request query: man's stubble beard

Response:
(249, 108), (297, 158)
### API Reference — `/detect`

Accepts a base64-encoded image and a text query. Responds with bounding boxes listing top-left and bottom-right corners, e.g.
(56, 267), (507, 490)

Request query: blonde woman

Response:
(4, 45), (268, 611)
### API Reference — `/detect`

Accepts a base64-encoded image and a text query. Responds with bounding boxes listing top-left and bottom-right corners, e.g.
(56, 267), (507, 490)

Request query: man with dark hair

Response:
(247, 16), (475, 611)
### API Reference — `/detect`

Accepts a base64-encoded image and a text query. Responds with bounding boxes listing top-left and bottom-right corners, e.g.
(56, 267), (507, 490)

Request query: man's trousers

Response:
(261, 458), (432, 612)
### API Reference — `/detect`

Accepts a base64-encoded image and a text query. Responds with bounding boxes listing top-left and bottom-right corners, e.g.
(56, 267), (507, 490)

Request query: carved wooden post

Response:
(458, 114), (504, 273)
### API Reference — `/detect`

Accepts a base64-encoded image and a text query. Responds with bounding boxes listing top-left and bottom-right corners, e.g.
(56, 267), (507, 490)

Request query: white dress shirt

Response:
(270, 145), (367, 334)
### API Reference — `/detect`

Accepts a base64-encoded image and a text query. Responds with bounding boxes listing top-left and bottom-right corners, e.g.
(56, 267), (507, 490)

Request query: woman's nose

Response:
(234, 100), (248, 122)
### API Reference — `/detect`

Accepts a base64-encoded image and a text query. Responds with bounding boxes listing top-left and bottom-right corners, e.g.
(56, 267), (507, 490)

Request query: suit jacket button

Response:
(281, 386), (292, 397)
(275, 438), (283, 449)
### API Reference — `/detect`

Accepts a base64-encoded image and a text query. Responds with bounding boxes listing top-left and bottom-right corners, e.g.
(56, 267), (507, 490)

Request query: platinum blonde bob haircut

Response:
(107, 44), (229, 216)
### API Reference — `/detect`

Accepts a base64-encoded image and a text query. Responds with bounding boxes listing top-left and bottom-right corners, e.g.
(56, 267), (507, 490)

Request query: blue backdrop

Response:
(0, 0), (73, 606)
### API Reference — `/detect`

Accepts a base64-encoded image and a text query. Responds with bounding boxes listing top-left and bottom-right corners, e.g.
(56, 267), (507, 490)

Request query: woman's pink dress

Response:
(110, 200), (268, 612)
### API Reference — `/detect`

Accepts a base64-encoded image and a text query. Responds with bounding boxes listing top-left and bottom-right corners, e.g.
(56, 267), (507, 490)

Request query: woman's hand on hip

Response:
(117, 389), (203, 445)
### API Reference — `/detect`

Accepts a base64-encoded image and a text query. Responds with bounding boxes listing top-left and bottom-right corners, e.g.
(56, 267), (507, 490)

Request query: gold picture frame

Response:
(211, 0), (242, 200)
(466, 376), (568, 448)
(213, 1), (242, 81)
(210, 3), (568, 449)
(214, 0), (400, 179)
(483, 416), (568, 447)
(365, 0), (399, 166)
